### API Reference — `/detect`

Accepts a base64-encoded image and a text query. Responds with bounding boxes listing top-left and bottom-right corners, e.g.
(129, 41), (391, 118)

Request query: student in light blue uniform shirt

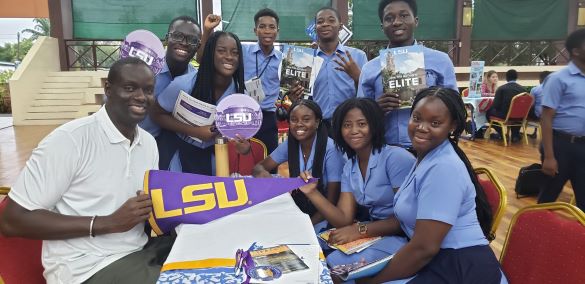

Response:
(139, 16), (201, 170)
(243, 8), (283, 154)
(357, 0), (457, 148)
(529, 71), (551, 119)
(253, 100), (345, 226)
(151, 31), (245, 174)
(538, 29), (585, 211)
(298, 98), (414, 275)
(201, 9), (283, 154)
(293, 7), (367, 134)
(359, 87), (505, 284)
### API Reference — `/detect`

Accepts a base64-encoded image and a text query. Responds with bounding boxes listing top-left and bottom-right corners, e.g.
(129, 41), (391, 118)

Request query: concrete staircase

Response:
(23, 71), (107, 125)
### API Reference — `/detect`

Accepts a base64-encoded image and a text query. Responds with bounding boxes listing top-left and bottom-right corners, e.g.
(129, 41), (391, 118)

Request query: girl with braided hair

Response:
(356, 87), (505, 283)
(298, 98), (415, 274)
(253, 99), (345, 228)
(154, 31), (245, 174)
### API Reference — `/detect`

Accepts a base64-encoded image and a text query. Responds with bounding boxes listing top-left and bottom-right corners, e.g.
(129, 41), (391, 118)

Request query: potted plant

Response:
(0, 70), (13, 113)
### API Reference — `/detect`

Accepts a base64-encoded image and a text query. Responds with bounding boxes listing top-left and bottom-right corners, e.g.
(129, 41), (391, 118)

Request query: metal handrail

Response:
(65, 40), (123, 71)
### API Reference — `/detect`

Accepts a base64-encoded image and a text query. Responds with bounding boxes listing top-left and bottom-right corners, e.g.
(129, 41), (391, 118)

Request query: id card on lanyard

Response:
(245, 77), (265, 104)
(245, 52), (273, 104)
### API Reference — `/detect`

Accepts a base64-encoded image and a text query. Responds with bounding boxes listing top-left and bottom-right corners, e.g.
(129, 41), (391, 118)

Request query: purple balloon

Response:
(216, 94), (263, 139)
(120, 30), (165, 75)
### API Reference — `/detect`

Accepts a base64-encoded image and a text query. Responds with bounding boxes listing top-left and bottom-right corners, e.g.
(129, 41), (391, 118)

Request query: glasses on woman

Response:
(166, 31), (201, 47)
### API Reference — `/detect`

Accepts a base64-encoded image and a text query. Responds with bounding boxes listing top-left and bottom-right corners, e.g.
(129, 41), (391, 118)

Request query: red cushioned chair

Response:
(0, 189), (45, 284)
(500, 202), (585, 284)
(228, 138), (267, 176)
(475, 167), (507, 238)
(461, 88), (469, 97)
(486, 92), (533, 146)
(277, 120), (289, 143)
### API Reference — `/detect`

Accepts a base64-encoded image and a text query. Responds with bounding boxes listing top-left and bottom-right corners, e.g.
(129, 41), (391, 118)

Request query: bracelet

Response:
(357, 222), (368, 235)
(89, 215), (97, 238)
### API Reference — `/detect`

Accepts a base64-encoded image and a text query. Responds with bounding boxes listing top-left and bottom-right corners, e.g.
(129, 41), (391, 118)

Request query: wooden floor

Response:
(0, 124), (57, 187)
(0, 123), (575, 258)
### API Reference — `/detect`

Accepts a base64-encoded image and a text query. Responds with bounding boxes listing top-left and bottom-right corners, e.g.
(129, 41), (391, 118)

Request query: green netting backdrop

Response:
(220, 0), (331, 41)
(72, 0), (198, 39)
(472, 0), (568, 40)
(352, 0), (457, 41)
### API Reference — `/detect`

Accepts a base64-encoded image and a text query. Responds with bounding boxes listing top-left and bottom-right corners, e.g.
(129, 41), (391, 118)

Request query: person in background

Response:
(486, 69), (526, 142)
(358, 0), (457, 151)
(538, 29), (585, 211)
(253, 100), (345, 229)
(358, 87), (504, 283)
(0, 58), (172, 284)
(199, 10), (283, 154)
(139, 16), (202, 170)
(481, 70), (498, 97)
(298, 98), (415, 277)
(289, 7), (368, 136)
(151, 31), (245, 174)
(529, 70), (552, 119)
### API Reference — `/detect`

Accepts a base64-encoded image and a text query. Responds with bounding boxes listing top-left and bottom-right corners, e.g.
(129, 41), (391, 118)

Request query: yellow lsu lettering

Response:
(151, 180), (249, 219)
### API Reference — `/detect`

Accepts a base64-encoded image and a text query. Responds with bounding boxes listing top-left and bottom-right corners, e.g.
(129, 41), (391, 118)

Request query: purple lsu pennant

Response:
(144, 170), (317, 235)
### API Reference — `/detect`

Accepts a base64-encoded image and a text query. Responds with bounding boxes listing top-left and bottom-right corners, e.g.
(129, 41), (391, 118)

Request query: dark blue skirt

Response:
(407, 245), (503, 284)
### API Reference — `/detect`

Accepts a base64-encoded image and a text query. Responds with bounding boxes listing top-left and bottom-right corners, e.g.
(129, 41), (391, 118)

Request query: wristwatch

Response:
(357, 222), (368, 235)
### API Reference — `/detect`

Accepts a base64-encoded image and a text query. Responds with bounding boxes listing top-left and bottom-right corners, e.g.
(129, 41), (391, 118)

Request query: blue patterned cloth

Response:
(157, 259), (334, 284)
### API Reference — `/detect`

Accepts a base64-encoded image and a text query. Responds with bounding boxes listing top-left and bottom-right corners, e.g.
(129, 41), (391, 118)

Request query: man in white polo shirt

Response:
(0, 57), (170, 284)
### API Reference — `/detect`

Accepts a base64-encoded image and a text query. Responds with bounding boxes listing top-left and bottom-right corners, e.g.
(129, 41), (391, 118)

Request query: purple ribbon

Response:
(235, 243), (259, 284)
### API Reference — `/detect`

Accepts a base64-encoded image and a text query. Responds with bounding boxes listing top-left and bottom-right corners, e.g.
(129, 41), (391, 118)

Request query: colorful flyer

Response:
(279, 45), (324, 100)
(380, 45), (427, 108)
(305, 19), (317, 42)
(468, 61), (485, 98)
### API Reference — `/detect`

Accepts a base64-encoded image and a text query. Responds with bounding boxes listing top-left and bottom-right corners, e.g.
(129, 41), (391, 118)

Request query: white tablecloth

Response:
(157, 194), (333, 284)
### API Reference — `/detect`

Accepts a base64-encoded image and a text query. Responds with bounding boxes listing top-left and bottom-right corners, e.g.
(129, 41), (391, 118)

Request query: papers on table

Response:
(163, 195), (322, 283)
(330, 254), (393, 281)
(172, 90), (216, 143)
(249, 244), (320, 284)
(319, 229), (382, 255)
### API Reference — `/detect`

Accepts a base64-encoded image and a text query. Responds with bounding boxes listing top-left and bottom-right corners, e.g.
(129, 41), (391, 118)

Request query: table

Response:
(157, 194), (333, 284)
(463, 97), (494, 138)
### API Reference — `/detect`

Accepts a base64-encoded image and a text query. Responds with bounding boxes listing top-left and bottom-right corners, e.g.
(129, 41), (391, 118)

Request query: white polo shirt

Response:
(9, 107), (158, 284)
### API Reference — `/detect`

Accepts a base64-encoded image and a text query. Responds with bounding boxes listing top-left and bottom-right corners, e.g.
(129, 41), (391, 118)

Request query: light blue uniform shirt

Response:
(271, 136), (345, 186)
(530, 83), (544, 118)
(139, 62), (197, 137)
(357, 44), (457, 147)
(158, 76), (236, 149)
(394, 140), (488, 249)
(242, 43), (282, 112)
(313, 44), (368, 120)
(542, 62), (585, 136)
(159, 78), (236, 172)
(341, 145), (415, 220)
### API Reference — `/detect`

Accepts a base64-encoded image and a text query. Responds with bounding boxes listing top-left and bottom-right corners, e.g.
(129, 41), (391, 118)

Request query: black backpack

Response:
(514, 163), (550, 198)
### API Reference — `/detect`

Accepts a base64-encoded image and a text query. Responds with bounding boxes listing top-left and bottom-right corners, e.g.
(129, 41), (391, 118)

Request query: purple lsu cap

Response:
(215, 94), (263, 139)
(120, 30), (165, 75)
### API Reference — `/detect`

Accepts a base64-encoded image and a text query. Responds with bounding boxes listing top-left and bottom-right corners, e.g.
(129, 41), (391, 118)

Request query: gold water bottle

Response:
(214, 137), (230, 177)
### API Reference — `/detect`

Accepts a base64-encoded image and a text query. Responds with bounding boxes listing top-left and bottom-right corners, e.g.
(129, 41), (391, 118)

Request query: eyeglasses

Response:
(166, 32), (201, 47)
